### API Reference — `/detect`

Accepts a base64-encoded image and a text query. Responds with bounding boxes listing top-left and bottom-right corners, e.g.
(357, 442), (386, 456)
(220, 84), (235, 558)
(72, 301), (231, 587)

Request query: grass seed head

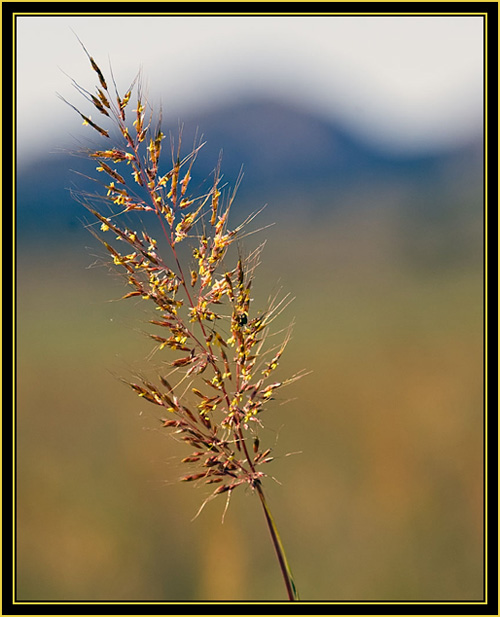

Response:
(65, 43), (303, 510)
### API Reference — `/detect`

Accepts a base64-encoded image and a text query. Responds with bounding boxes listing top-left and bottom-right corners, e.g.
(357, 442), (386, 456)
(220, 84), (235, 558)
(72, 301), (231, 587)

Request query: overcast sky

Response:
(16, 14), (484, 162)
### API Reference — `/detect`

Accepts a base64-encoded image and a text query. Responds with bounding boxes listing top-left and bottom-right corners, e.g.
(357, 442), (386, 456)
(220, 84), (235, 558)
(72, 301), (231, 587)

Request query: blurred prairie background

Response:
(16, 14), (484, 602)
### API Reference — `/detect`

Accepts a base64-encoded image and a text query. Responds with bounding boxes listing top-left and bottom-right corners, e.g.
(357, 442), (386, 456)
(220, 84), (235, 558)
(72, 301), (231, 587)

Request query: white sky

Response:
(16, 14), (484, 161)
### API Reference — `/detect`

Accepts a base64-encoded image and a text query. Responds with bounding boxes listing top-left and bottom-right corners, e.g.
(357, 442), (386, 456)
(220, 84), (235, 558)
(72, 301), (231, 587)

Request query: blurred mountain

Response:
(183, 98), (482, 191)
(16, 97), (483, 239)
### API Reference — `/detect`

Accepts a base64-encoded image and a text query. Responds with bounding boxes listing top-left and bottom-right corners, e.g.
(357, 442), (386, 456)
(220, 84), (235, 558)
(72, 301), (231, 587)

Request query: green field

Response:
(16, 205), (484, 601)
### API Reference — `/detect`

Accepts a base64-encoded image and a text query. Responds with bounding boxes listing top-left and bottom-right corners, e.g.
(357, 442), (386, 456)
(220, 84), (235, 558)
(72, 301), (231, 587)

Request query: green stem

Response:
(254, 480), (300, 601)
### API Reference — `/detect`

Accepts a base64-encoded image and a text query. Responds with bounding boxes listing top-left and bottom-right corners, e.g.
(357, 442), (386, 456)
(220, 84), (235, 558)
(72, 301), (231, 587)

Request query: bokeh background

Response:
(16, 14), (484, 602)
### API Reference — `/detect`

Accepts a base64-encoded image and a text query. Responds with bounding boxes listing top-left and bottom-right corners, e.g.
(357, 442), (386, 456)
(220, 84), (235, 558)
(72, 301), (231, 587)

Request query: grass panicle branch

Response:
(63, 43), (302, 601)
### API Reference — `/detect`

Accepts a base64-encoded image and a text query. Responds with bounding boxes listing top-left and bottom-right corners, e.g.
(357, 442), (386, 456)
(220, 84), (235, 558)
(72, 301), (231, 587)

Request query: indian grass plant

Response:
(62, 41), (304, 601)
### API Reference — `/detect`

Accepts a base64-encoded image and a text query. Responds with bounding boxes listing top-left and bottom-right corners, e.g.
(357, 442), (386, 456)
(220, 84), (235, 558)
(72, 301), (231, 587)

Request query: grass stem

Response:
(255, 481), (299, 601)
